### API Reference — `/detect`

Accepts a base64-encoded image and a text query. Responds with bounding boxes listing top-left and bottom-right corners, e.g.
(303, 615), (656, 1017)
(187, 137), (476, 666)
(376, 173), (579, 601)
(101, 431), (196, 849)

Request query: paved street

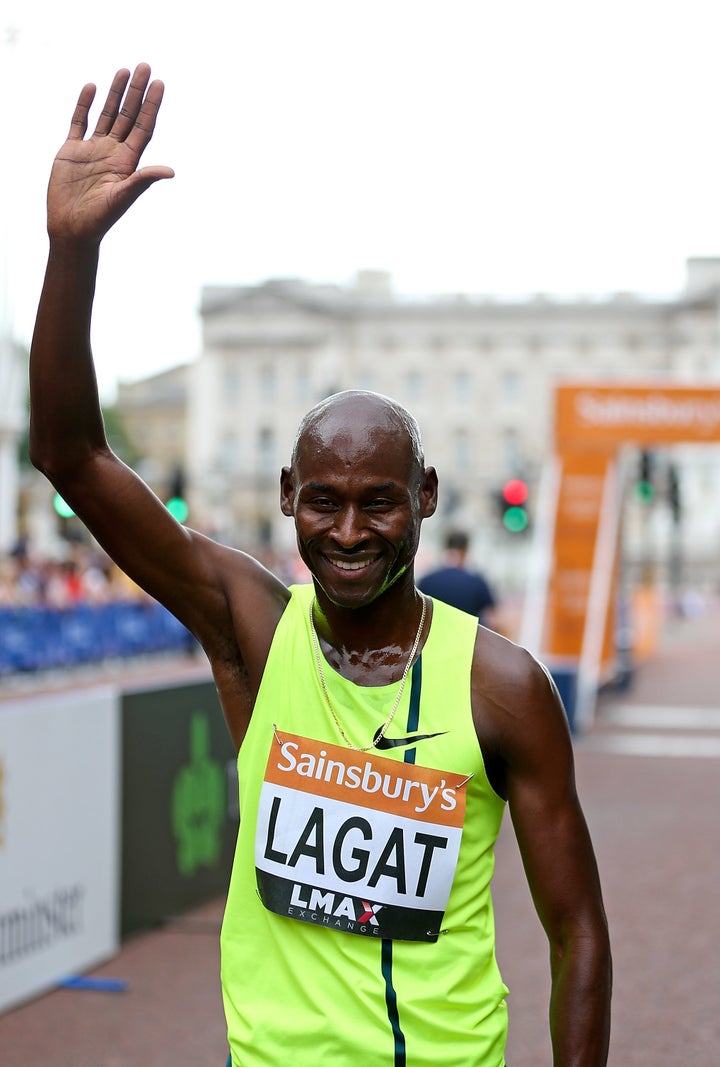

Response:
(1, 603), (718, 1065)
(496, 601), (720, 1065)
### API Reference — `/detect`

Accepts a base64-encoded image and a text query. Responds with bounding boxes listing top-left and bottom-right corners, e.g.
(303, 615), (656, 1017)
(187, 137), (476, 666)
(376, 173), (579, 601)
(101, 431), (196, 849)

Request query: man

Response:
(29, 64), (611, 1066)
(419, 529), (498, 627)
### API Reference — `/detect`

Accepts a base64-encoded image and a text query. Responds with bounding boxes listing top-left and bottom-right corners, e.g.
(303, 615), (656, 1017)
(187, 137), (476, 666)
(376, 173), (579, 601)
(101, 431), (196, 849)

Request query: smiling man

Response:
(282, 391), (436, 611)
(29, 64), (611, 1067)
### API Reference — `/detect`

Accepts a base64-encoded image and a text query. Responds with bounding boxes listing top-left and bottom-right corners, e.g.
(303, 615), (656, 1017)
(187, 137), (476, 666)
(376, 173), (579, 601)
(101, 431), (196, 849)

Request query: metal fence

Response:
(0, 601), (194, 674)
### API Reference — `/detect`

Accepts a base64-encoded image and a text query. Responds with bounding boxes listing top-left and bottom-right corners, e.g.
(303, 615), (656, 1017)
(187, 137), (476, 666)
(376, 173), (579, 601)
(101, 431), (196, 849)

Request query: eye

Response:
(309, 496), (337, 510)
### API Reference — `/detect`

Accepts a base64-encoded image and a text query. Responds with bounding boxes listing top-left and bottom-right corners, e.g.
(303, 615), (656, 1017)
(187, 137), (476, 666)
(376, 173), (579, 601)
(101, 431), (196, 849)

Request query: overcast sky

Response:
(3, 0), (720, 398)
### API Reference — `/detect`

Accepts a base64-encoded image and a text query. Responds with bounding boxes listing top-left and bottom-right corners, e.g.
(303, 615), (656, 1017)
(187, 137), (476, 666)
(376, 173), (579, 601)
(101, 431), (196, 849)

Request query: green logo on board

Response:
(171, 713), (225, 876)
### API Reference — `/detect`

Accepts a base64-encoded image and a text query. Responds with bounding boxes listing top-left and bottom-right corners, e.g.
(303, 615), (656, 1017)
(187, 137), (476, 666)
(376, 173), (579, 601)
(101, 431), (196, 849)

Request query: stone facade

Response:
(116, 364), (189, 505)
(116, 261), (720, 588)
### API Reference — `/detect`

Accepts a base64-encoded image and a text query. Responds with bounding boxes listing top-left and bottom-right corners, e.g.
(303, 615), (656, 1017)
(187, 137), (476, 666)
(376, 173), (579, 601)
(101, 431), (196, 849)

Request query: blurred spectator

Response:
(0, 542), (138, 607)
(419, 529), (499, 629)
(0, 540), (309, 610)
(0, 541), (199, 674)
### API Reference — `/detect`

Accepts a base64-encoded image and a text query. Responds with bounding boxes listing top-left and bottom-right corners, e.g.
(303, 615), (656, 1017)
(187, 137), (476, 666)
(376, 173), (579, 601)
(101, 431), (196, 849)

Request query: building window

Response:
(501, 427), (521, 472)
(453, 428), (471, 471)
(454, 370), (471, 399)
(296, 368), (311, 402)
(501, 369), (521, 401)
(257, 427), (274, 475)
(257, 517), (273, 547)
(221, 431), (239, 473)
(405, 369), (422, 400)
(224, 364), (240, 398)
(259, 365), (275, 400)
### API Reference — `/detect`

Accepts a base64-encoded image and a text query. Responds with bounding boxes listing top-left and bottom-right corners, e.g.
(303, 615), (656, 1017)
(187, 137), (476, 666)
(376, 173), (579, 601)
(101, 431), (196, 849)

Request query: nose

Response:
(331, 504), (368, 549)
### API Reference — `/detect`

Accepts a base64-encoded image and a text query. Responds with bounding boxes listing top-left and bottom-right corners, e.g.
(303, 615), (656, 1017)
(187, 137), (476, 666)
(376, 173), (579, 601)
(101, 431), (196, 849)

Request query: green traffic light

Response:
(165, 496), (189, 523)
(53, 493), (75, 518)
(502, 505), (529, 533)
(634, 480), (655, 503)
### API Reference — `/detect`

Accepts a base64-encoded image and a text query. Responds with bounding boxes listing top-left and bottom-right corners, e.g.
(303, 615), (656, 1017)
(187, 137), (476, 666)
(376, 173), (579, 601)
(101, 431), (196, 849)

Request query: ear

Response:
(420, 466), (439, 518)
(280, 466), (295, 517)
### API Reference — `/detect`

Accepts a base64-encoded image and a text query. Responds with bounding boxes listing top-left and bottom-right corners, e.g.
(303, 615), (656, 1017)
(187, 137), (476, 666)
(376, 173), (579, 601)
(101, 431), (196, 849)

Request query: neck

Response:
(310, 581), (428, 687)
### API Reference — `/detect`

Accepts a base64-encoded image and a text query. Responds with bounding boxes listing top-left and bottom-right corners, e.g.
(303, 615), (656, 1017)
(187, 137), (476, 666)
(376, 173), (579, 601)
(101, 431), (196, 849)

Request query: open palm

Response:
(47, 63), (174, 243)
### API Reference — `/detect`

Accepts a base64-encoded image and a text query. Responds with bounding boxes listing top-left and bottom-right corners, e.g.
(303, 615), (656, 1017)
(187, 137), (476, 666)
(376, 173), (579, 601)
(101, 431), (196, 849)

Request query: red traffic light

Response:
(502, 479), (528, 507)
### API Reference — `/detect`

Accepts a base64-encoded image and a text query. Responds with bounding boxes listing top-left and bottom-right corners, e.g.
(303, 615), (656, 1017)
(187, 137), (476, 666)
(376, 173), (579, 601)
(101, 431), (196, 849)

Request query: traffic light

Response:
(53, 492), (75, 519)
(668, 463), (681, 522)
(499, 478), (529, 533)
(165, 466), (189, 523)
(634, 450), (655, 503)
(52, 492), (86, 542)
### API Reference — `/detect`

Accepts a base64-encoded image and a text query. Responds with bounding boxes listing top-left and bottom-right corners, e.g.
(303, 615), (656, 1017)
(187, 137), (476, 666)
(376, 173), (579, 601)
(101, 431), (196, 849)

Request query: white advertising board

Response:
(0, 687), (120, 1013)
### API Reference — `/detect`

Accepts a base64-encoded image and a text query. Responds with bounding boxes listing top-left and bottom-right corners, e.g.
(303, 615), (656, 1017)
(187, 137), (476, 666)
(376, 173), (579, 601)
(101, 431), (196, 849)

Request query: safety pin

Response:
(272, 723), (283, 745)
(455, 772), (474, 789)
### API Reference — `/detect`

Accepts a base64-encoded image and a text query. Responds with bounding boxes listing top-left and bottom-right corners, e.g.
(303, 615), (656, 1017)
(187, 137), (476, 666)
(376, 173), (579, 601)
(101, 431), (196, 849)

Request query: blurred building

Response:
(112, 259), (720, 588)
(0, 333), (26, 553)
(116, 364), (189, 504)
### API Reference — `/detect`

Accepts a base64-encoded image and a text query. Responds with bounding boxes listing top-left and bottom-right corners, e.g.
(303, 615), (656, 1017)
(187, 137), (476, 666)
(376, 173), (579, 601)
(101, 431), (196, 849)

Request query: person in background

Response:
(419, 529), (498, 629)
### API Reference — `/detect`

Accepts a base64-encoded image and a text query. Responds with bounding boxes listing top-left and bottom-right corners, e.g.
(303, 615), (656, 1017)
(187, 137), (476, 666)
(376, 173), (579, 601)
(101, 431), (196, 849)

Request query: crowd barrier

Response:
(0, 601), (194, 674)
(0, 674), (236, 1014)
(0, 689), (120, 1013)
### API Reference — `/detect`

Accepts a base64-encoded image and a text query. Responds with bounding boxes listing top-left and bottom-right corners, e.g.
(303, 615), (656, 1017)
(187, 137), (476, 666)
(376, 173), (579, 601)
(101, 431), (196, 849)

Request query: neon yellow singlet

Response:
(221, 585), (508, 1066)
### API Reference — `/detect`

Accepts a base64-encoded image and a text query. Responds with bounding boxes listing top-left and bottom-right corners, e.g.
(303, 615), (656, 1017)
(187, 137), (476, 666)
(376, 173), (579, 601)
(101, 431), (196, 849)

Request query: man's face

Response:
(280, 402), (437, 610)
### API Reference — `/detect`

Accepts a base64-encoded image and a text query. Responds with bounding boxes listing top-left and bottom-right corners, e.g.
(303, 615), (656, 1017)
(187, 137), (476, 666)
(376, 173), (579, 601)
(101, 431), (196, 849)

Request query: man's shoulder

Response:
(200, 540), (292, 647)
(471, 628), (555, 717)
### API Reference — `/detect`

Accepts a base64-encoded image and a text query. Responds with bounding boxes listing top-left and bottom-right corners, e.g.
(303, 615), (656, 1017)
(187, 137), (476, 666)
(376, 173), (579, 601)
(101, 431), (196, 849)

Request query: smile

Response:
(329, 557), (377, 572)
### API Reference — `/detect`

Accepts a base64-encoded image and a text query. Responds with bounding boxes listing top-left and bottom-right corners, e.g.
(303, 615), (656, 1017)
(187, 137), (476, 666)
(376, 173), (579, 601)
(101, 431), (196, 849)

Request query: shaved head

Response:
(291, 390), (425, 473)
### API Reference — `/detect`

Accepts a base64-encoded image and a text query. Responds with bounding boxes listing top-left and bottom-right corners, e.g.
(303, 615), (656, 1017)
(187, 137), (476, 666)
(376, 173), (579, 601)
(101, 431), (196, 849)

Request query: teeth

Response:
(333, 559), (371, 571)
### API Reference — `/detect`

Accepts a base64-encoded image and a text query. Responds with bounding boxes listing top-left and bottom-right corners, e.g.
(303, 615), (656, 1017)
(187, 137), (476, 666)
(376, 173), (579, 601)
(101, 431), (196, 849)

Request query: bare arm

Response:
(30, 64), (180, 571)
(475, 640), (612, 1065)
(31, 62), (175, 468)
(29, 65), (290, 733)
(30, 65), (224, 624)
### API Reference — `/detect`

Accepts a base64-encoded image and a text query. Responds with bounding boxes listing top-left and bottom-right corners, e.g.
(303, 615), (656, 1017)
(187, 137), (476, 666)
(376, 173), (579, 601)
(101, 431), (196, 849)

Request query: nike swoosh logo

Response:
(373, 729), (448, 750)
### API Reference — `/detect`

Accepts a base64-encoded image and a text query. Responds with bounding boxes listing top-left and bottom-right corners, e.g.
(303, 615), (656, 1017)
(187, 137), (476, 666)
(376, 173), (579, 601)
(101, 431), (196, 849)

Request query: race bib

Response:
(254, 730), (469, 942)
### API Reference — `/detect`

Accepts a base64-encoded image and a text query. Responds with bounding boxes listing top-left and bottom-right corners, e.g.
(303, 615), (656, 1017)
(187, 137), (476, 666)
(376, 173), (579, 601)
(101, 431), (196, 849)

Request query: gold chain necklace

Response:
(308, 593), (427, 752)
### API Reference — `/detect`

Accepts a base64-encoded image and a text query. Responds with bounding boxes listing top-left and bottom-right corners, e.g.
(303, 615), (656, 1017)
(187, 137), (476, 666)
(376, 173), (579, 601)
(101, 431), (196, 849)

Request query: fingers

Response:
(87, 63), (164, 158)
(109, 63), (153, 144)
(91, 67), (132, 138)
(67, 82), (97, 141)
(125, 77), (166, 160)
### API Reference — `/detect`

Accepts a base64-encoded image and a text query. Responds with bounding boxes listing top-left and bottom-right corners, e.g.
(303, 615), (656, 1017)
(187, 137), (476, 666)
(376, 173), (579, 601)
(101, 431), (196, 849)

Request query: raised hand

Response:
(47, 62), (174, 244)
